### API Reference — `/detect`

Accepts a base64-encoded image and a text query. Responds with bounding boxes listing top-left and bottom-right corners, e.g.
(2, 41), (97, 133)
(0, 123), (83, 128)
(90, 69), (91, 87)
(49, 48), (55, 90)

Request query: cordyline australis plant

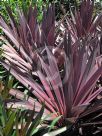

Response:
(53, 0), (102, 65)
(64, 0), (102, 43)
(0, 2), (102, 126)
(1, 32), (102, 125)
(0, 4), (55, 66)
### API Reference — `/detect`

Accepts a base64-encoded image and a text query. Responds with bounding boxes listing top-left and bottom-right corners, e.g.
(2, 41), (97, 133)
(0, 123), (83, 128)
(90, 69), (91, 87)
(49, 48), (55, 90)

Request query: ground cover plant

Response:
(0, 95), (46, 136)
(0, 0), (102, 135)
(0, 0), (49, 22)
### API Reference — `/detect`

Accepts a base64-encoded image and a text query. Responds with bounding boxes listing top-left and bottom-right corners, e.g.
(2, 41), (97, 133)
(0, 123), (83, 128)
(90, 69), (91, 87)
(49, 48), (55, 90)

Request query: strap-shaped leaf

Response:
(26, 103), (44, 136)
(3, 111), (17, 136)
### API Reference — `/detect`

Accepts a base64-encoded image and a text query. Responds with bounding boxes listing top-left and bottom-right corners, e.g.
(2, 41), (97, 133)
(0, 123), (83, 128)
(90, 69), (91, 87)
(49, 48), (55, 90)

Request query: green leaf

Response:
(23, 109), (35, 134)
(26, 104), (44, 136)
(0, 48), (3, 56)
(7, 76), (14, 89)
(0, 126), (3, 136)
(0, 96), (7, 127)
(3, 111), (16, 136)
(31, 127), (40, 135)
(15, 111), (20, 136)
(48, 116), (62, 132)
(2, 69), (13, 99)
